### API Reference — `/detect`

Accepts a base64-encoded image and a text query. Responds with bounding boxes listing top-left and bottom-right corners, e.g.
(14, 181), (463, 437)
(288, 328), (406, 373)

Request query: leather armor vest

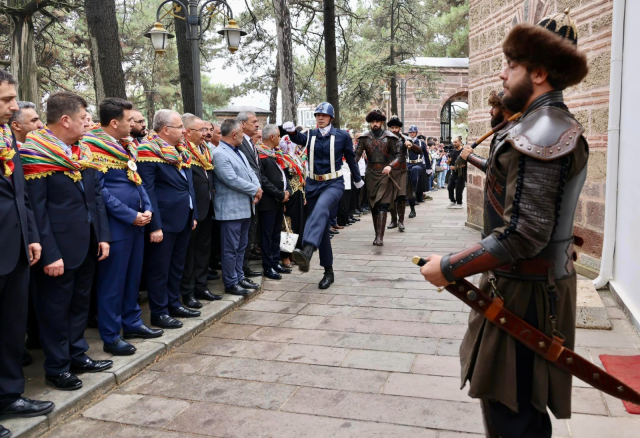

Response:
(356, 131), (400, 165)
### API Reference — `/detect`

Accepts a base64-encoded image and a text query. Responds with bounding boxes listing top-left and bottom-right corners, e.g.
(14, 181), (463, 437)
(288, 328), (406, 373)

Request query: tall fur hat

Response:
(387, 115), (403, 127)
(488, 90), (506, 111)
(502, 9), (588, 90)
(365, 108), (387, 123)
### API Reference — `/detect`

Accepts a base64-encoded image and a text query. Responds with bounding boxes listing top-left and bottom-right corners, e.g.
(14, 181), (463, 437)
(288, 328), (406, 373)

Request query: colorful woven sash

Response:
(0, 124), (15, 177)
(21, 127), (105, 181)
(137, 132), (192, 169)
(82, 127), (142, 185)
(256, 141), (305, 186)
(186, 141), (213, 170)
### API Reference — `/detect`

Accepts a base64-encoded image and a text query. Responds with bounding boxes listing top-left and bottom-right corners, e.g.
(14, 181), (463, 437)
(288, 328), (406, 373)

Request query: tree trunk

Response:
(269, 61), (280, 124)
(8, 7), (39, 112)
(323, 0), (340, 127)
(389, 0), (398, 116)
(274, 0), (296, 124)
(145, 90), (156, 128)
(174, 6), (195, 114)
(84, 0), (127, 102)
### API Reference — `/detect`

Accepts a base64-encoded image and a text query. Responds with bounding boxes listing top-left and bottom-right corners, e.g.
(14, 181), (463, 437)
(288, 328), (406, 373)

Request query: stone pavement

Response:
(40, 189), (640, 438)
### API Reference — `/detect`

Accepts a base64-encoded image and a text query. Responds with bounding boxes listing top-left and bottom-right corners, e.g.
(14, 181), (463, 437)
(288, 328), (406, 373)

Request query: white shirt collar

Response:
(319, 124), (332, 136)
(243, 134), (252, 143)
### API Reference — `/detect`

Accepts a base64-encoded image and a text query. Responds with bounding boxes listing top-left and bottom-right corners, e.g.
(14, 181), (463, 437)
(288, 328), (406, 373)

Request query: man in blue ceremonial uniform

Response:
(406, 125), (430, 217)
(281, 103), (363, 289)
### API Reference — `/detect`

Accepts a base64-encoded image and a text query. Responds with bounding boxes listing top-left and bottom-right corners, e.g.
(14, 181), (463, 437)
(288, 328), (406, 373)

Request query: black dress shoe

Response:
(123, 324), (163, 339)
(274, 264), (292, 274)
(329, 228), (339, 235)
(239, 278), (259, 289)
(195, 289), (223, 301)
(319, 272), (335, 290)
(263, 268), (282, 280)
(0, 397), (54, 419)
(150, 315), (183, 329)
(103, 338), (136, 356)
(0, 425), (10, 438)
(45, 372), (82, 391)
(225, 284), (250, 296)
(21, 351), (32, 367)
(243, 269), (262, 278)
(350, 216), (360, 222)
(70, 357), (113, 374)
(183, 293), (203, 309)
(169, 306), (201, 318)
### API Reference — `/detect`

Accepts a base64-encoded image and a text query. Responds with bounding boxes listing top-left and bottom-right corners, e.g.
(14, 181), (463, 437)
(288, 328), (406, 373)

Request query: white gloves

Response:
(354, 179), (364, 189)
(283, 121), (295, 132)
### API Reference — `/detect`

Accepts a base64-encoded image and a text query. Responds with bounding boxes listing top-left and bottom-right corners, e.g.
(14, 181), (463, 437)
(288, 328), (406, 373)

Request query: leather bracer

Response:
(466, 153), (487, 173)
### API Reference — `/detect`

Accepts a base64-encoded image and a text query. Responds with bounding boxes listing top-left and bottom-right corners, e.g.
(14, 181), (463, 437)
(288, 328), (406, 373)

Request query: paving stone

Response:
(438, 339), (463, 356)
(341, 350), (415, 372)
(241, 299), (308, 313)
(571, 387), (608, 415)
(301, 284), (406, 297)
(199, 322), (261, 339)
(568, 413), (640, 437)
(164, 402), (438, 437)
(200, 357), (389, 393)
(412, 354), (461, 377)
(403, 288), (461, 300)
(221, 309), (295, 326)
(83, 393), (190, 428)
(128, 371), (296, 410)
(327, 295), (465, 311)
(278, 314), (326, 329)
(278, 291), (336, 304)
(44, 418), (199, 438)
(193, 337), (288, 360)
(258, 289), (288, 300)
(276, 343), (350, 366)
(316, 316), (468, 339)
(149, 352), (216, 374)
(263, 280), (307, 291)
(383, 373), (477, 403)
(281, 387), (484, 434)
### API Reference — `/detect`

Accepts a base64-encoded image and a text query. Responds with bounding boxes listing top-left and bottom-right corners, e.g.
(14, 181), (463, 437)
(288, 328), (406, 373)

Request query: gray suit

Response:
(212, 141), (261, 287)
(239, 136), (260, 179)
(238, 136), (261, 271)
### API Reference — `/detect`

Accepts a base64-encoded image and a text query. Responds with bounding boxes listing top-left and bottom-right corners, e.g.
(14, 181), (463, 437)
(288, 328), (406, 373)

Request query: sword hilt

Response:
(412, 255), (427, 267)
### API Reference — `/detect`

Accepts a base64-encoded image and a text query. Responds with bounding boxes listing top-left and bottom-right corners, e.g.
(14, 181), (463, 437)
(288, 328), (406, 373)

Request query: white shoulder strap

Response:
(309, 134), (317, 175)
(329, 135), (336, 174)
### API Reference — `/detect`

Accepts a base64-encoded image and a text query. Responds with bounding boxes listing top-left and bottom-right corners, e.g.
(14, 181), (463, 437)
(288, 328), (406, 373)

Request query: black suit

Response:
(239, 137), (261, 270)
(181, 148), (215, 297)
(258, 155), (288, 271)
(0, 137), (39, 408)
(26, 164), (111, 375)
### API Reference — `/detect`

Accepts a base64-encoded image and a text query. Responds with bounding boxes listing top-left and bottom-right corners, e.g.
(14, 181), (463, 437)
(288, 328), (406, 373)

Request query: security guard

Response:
(406, 125), (429, 216)
(281, 103), (363, 289)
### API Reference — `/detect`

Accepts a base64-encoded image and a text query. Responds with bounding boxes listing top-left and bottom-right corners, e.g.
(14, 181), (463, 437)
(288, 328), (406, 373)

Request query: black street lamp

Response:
(145, 0), (246, 117)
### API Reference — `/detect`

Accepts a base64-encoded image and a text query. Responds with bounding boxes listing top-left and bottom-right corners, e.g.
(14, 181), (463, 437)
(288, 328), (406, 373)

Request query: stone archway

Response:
(440, 90), (469, 144)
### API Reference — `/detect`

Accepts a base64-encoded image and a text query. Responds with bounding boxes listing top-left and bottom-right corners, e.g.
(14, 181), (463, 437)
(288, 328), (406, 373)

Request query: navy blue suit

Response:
(26, 167), (111, 375)
(408, 138), (428, 203)
(0, 138), (39, 408)
(288, 127), (361, 267)
(138, 160), (197, 317)
(96, 167), (152, 343)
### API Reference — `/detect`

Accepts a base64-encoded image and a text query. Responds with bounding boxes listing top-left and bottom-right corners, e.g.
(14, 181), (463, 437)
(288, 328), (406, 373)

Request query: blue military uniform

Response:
(407, 133), (429, 203)
(288, 125), (361, 268)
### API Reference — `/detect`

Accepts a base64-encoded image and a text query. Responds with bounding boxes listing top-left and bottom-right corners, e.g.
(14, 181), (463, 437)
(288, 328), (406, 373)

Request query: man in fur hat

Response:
(386, 115), (422, 231)
(420, 9), (589, 438)
(355, 109), (401, 246)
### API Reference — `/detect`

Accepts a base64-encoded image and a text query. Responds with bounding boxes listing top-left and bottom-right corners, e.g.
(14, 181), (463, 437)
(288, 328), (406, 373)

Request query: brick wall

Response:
(467, 0), (613, 273)
(401, 68), (469, 139)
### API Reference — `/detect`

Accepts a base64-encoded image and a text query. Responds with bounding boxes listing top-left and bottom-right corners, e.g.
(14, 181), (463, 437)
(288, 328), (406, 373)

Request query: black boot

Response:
(409, 204), (416, 218)
(373, 211), (387, 246)
(292, 243), (315, 272)
(319, 267), (334, 289)
(397, 199), (407, 232)
(387, 202), (398, 229)
(371, 209), (379, 245)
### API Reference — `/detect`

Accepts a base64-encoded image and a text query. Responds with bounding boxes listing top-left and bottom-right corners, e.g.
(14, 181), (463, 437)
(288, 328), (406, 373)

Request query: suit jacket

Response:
(212, 141), (261, 221)
(0, 136), (39, 275)
(258, 156), (289, 212)
(137, 161), (197, 233)
(26, 168), (111, 270)
(97, 168), (153, 242)
(238, 136), (260, 179)
(191, 162), (215, 220)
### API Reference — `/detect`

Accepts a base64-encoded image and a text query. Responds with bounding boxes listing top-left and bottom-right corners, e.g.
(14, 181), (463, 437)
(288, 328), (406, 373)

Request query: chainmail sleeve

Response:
(440, 148), (570, 282)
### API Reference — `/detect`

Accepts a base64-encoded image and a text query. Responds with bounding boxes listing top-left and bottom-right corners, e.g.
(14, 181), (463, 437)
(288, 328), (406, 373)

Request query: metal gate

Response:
(440, 100), (452, 144)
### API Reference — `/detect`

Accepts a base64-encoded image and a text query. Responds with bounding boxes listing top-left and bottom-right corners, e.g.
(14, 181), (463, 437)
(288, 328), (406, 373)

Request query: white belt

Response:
(408, 159), (423, 164)
(309, 133), (339, 182)
(309, 169), (343, 181)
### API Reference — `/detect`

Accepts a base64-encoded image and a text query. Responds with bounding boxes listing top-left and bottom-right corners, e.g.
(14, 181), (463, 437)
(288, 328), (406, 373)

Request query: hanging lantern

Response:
(218, 19), (247, 53)
(145, 22), (174, 55)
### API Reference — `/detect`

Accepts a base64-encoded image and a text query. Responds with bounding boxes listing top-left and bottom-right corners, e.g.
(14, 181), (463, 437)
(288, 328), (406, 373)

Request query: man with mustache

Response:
(420, 10), (589, 438)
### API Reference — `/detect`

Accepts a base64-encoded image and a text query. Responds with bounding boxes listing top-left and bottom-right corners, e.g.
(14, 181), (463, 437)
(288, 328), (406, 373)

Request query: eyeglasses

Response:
(166, 125), (184, 130)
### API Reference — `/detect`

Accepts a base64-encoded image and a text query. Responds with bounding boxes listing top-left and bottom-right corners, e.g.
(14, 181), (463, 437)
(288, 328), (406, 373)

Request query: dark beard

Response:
(490, 111), (505, 128)
(371, 128), (383, 137)
(502, 75), (533, 114)
(131, 128), (147, 138)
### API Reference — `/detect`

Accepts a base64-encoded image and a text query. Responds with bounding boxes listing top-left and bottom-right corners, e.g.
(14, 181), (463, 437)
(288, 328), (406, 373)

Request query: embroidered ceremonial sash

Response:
(21, 127), (104, 182)
(136, 132), (191, 169)
(82, 127), (142, 185)
(186, 141), (213, 170)
(256, 141), (305, 186)
(0, 124), (15, 177)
